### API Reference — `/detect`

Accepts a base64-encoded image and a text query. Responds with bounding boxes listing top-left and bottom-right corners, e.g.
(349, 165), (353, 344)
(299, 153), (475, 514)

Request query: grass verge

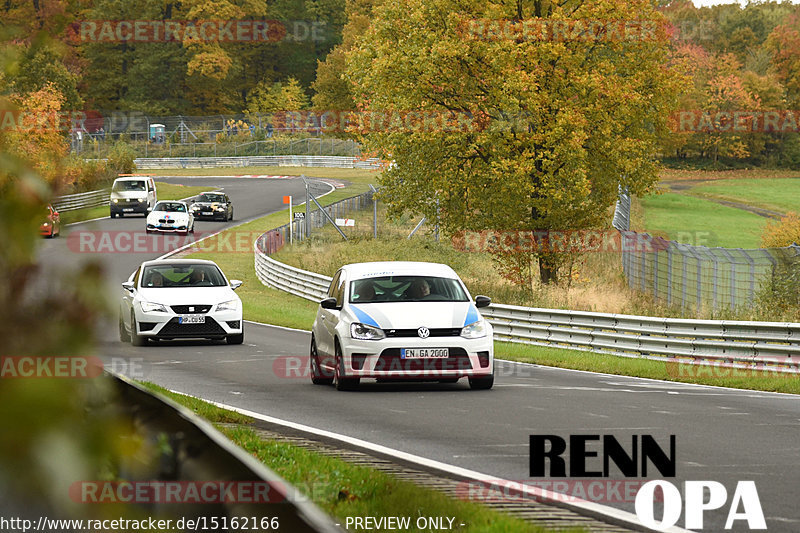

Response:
(139, 381), (579, 533)
(148, 166), (382, 185)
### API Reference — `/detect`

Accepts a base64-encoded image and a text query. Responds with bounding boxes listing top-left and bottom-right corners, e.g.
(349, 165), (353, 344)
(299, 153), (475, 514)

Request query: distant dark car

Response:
(40, 204), (61, 238)
(190, 192), (233, 221)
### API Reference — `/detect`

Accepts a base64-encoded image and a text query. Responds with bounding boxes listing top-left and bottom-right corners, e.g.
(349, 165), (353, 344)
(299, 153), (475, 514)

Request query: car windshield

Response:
(141, 264), (227, 288)
(112, 180), (146, 192)
(349, 275), (468, 303)
(197, 193), (225, 203)
(154, 202), (186, 212)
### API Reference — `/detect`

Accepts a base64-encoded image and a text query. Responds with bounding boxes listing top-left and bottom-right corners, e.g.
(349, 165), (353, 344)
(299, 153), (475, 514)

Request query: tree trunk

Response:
(539, 255), (558, 285)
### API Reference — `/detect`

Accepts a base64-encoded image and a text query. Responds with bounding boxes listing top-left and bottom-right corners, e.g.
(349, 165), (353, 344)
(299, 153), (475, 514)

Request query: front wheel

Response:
(310, 335), (333, 385)
(334, 341), (359, 391)
(130, 311), (147, 346)
(469, 373), (494, 390)
(119, 312), (130, 342)
(226, 333), (244, 344)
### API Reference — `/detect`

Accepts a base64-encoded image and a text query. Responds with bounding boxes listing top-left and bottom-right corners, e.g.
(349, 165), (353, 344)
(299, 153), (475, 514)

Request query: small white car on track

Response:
(119, 259), (244, 345)
(310, 261), (494, 391)
(146, 200), (194, 235)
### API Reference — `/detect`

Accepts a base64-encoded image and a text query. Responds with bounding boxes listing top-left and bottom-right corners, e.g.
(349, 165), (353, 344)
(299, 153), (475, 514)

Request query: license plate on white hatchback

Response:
(178, 315), (205, 324)
(401, 348), (449, 359)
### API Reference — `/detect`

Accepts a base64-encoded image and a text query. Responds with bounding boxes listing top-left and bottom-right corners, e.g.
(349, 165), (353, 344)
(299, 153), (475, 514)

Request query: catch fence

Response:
(614, 192), (800, 311)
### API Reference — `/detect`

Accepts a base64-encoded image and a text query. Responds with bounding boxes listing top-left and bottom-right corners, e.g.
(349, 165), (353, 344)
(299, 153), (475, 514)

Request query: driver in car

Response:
(189, 269), (206, 285)
(407, 279), (430, 300)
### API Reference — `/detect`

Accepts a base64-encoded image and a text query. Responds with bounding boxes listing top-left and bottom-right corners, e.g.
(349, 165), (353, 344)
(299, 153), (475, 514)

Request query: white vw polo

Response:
(310, 261), (494, 391)
(119, 259), (244, 345)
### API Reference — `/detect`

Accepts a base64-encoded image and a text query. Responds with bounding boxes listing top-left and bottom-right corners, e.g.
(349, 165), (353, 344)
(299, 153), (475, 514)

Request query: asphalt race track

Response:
(42, 175), (800, 533)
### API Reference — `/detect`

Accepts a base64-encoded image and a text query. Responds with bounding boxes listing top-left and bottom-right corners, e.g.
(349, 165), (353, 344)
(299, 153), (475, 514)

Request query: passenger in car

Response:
(147, 272), (165, 287)
(354, 280), (376, 302)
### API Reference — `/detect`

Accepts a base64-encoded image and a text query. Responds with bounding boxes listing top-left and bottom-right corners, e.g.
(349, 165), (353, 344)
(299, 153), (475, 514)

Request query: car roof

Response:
(155, 200), (188, 206)
(340, 261), (460, 280)
(198, 191), (225, 195)
(114, 176), (149, 182)
(140, 259), (219, 268)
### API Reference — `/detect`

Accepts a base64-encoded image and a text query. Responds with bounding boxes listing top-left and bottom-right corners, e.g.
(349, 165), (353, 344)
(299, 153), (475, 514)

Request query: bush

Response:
(761, 212), (800, 248)
(105, 140), (137, 175)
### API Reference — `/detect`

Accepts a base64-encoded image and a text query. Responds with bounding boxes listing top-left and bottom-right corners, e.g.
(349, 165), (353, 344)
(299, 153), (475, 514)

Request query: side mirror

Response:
(230, 280), (243, 290)
(475, 295), (491, 308)
(320, 297), (338, 310)
(122, 281), (135, 293)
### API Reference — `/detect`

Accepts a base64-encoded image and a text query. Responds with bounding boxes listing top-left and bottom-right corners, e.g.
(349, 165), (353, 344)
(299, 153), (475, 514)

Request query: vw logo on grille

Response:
(417, 327), (430, 339)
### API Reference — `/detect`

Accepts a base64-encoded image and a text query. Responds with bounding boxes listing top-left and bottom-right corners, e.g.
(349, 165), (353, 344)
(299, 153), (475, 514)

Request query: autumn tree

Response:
(347, 0), (682, 284)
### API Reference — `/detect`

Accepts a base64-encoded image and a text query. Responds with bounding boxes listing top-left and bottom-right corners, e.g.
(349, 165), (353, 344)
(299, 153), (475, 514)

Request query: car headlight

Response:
(460, 319), (487, 339)
(350, 322), (385, 340)
(140, 301), (168, 313)
(112, 199), (119, 203)
(216, 299), (240, 312)
(215, 206), (225, 211)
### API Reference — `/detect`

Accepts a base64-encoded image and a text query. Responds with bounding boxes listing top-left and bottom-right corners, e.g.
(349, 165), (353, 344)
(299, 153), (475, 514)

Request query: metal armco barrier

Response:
(135, 155), (385, 170)
(253, 244), (800, 373)
(52, 188), (109, 212)
(108, 373), (342, 533)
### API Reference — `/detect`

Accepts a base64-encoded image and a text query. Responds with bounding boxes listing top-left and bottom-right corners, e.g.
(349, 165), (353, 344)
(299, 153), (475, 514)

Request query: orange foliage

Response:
(761, 212), (800, 248)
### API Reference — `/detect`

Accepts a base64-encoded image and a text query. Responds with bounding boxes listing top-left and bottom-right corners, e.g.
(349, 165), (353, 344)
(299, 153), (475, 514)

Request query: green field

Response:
(687, 178), (800, 215)
(148, 166), (382, 185)
(639, 192), (767, 248)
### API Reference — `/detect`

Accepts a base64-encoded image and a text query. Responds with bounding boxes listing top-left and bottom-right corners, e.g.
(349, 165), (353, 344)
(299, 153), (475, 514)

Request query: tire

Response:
(229, 210), (233, 221)
(110, 211), (116, 219)
(119, 313), (130, 342)
(469, 373), (494, 390)
(310, 335), (333, 385)
(130, 311), (147, 346)
(334, 340), (359, 391)
(226, 333), (244, 345)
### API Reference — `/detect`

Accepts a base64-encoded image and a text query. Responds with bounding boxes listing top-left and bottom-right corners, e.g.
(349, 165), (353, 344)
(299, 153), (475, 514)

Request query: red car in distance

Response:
(40, 204), (61, 238)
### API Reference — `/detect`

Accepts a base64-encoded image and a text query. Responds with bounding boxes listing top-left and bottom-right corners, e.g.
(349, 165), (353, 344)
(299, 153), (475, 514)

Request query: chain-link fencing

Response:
(614, 191), (800, 311)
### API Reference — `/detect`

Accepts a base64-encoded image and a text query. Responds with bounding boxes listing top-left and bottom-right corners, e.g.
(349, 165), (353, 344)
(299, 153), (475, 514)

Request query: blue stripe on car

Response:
(464, 305), (479, 326)
(350, 305), (380, 328)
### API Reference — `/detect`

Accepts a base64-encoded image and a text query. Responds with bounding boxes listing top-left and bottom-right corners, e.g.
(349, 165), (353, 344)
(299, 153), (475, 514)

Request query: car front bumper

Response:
(191, 208), (227, 219)
(339, 335), (493, 379)
(111, 202), (148, 215)
(134, 308), (243, 339)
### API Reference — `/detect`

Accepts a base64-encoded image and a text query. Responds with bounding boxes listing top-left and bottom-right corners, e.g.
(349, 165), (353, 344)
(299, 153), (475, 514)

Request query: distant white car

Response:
(146, 200), (194, 235)
(119, 259), (244, 345)
(310, 261), (494, 391)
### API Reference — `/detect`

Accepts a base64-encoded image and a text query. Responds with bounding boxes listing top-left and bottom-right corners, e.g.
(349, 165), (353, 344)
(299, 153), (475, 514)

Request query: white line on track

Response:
(166, 389), (690, 533)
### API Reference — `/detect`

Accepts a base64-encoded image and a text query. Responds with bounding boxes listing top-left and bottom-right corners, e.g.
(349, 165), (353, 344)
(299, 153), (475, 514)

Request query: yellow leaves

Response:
(186, 47), (233, 80)
(762, 212), (800, 248)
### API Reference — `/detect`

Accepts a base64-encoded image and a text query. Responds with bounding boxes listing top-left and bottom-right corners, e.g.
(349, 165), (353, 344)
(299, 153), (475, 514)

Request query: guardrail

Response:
(52, 188), (109, 212)
(107, 373), (342, 532)
(253, 242), (800, 373)
(135, 155), (386, 170)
